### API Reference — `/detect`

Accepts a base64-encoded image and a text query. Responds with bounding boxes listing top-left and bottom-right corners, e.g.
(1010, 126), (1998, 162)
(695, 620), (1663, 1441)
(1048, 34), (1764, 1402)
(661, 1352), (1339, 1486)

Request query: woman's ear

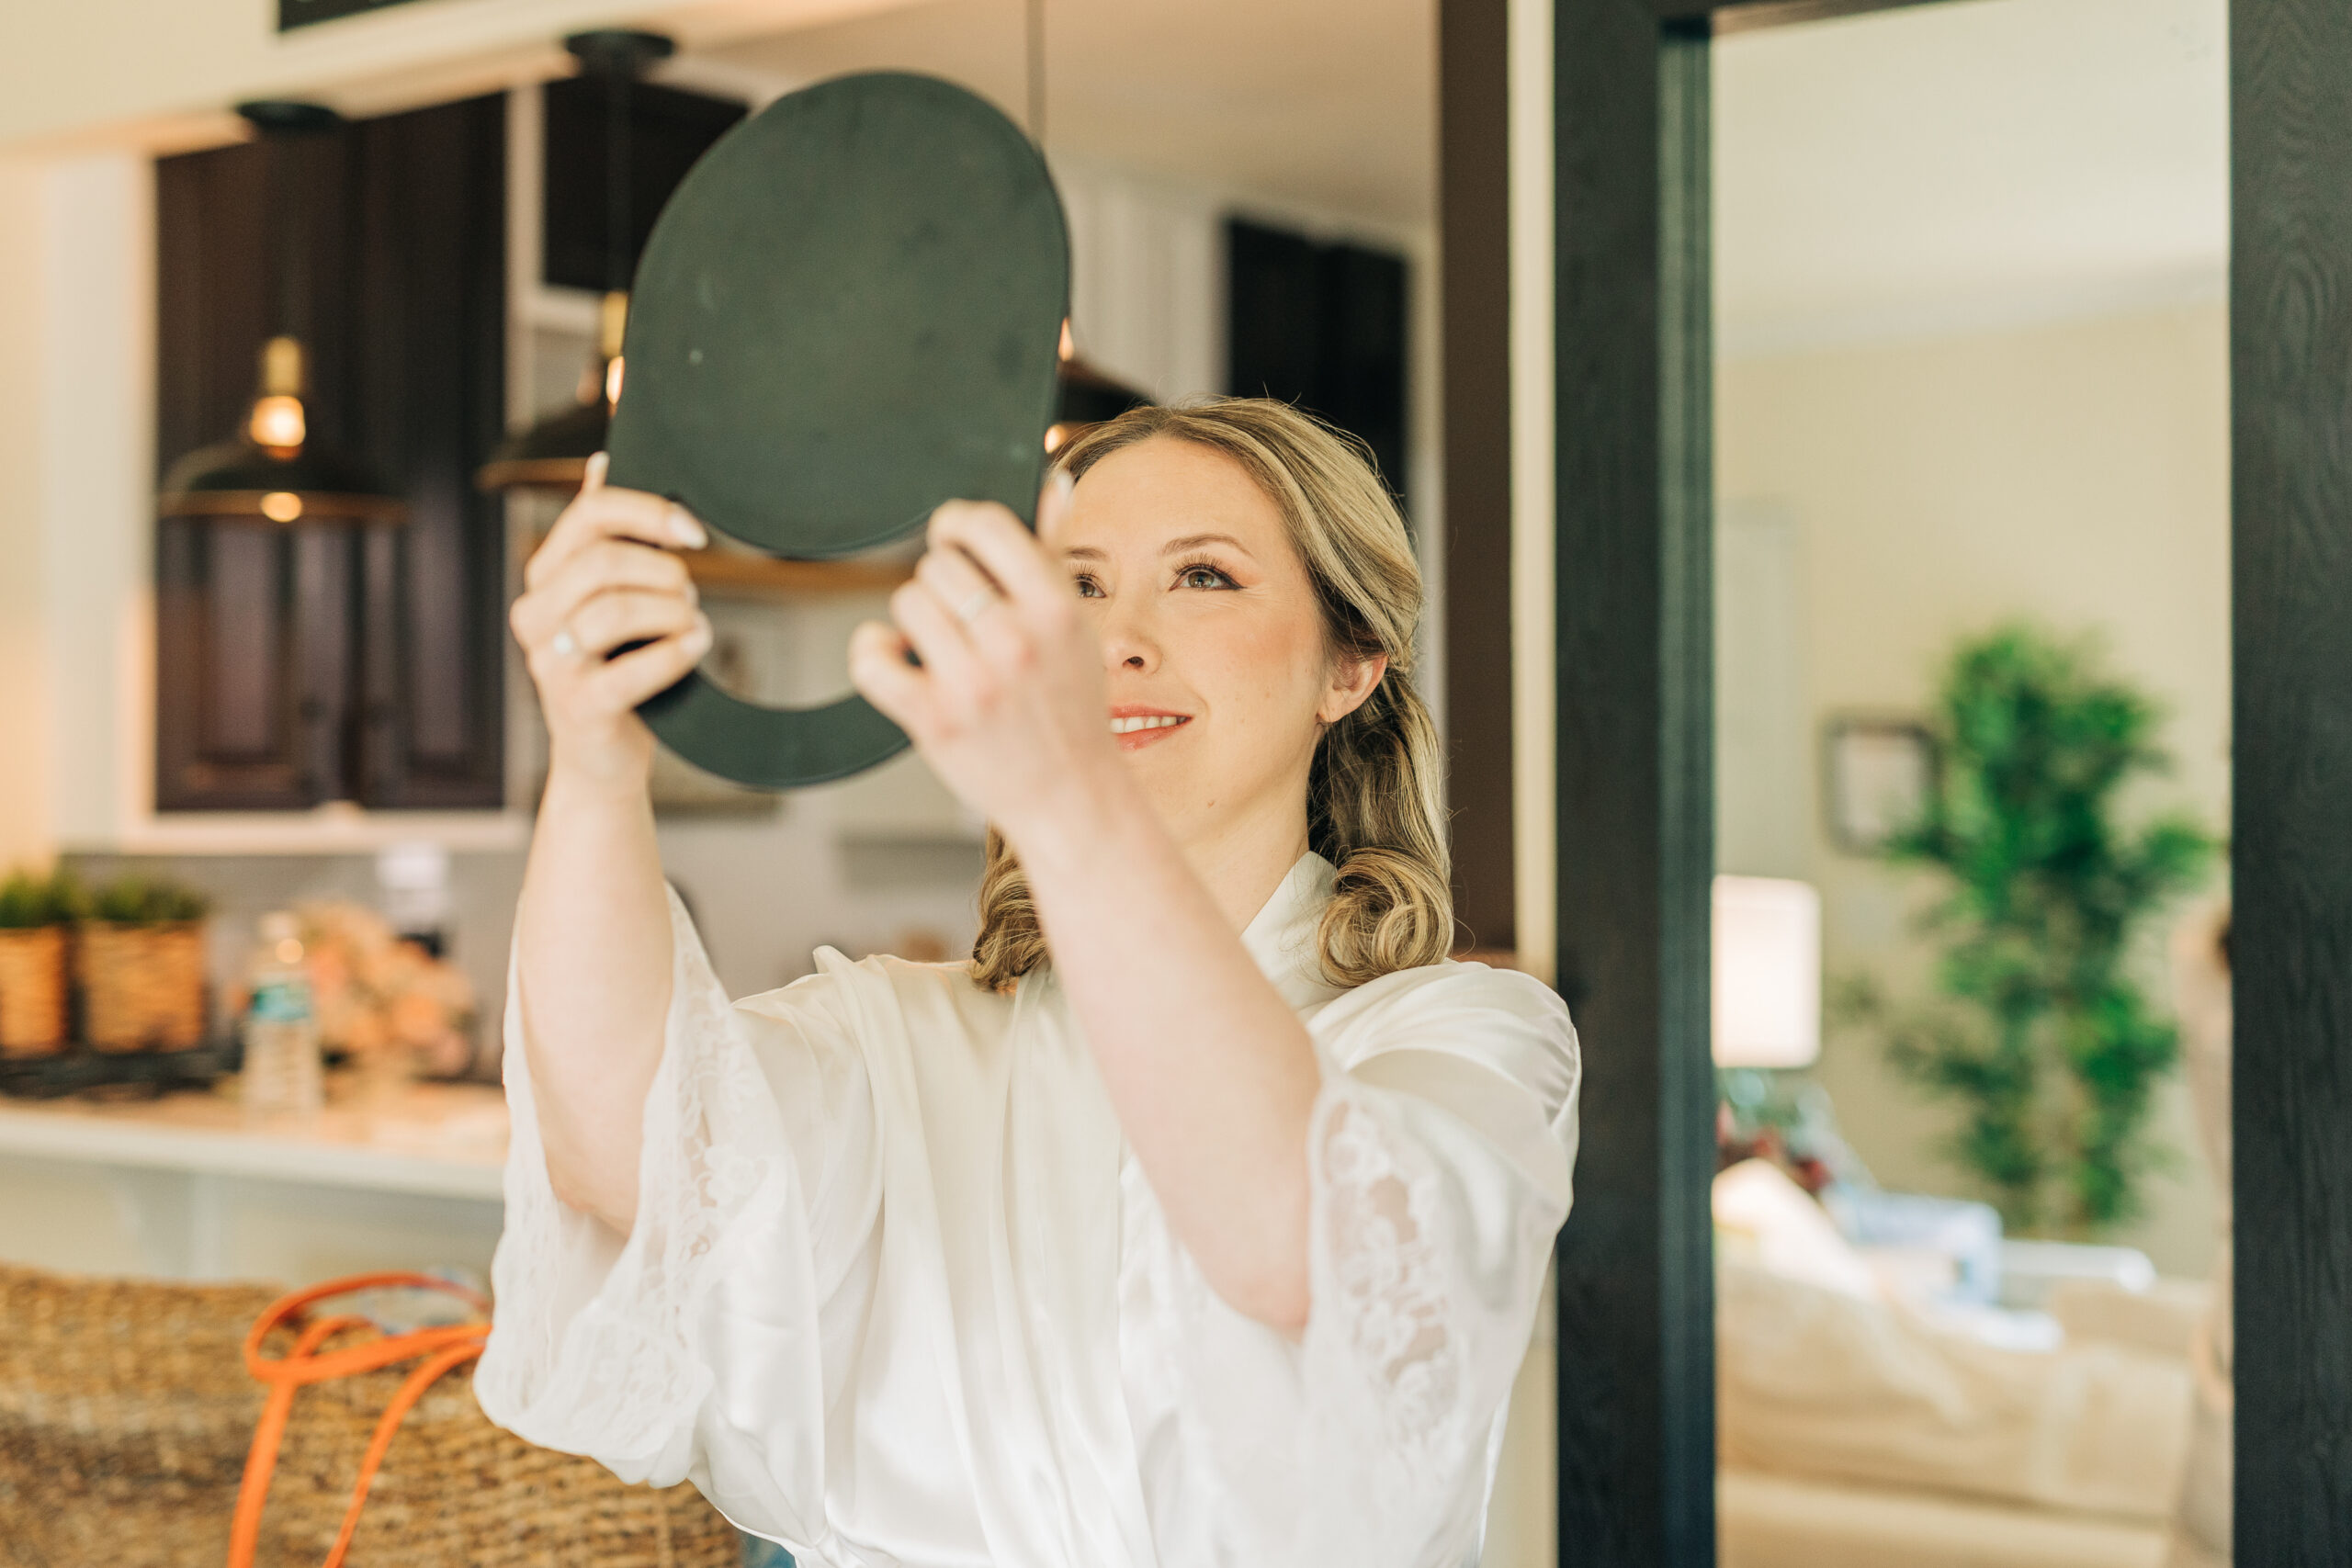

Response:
(1318, 651), (1389, 726)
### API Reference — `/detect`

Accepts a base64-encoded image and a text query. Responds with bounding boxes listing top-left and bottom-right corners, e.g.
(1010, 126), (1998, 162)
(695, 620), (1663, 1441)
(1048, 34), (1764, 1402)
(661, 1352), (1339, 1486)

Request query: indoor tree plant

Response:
(1849, 624), (2213, 1237)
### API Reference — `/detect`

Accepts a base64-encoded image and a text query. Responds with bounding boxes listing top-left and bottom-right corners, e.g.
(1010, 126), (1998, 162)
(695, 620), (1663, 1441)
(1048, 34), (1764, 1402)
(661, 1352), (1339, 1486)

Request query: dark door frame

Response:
(1544, 0), (2352, 1562)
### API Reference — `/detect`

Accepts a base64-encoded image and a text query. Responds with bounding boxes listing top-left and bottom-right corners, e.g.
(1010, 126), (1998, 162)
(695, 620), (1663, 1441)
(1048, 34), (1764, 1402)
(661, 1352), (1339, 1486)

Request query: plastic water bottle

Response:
(243, 911), (322, 1125)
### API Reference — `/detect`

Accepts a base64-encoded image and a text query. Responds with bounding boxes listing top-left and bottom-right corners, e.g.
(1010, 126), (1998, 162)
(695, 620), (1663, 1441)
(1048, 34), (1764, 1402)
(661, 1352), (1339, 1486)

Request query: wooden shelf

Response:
(519, 529), (912, 601)
(684, 550), (912, 600)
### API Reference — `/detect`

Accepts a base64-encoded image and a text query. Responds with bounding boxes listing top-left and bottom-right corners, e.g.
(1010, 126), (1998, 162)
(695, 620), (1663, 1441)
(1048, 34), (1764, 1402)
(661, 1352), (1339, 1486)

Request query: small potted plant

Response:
(0, 869), (82, 1056)
(80, 876), (212, 1053)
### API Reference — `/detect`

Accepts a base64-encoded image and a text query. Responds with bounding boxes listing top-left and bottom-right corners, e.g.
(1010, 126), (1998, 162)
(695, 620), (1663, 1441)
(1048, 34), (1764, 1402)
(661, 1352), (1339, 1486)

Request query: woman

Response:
(476, 400), (1580, 1568)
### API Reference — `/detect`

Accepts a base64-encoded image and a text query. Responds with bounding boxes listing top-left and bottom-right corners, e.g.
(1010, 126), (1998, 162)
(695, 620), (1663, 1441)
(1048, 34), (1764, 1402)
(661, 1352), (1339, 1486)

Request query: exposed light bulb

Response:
(259, 491), (304, 523)
(249, 394), (307, 452)
(261, 335), (305, 396)
(599, 291), (629, 360)
(1057, 319), (1075, 362)
(605, 355), (626, 409)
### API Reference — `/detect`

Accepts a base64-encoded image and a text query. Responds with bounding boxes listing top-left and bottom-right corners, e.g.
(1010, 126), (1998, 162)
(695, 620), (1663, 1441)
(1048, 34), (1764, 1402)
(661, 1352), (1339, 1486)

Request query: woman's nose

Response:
(1096, 599), (1159, 673)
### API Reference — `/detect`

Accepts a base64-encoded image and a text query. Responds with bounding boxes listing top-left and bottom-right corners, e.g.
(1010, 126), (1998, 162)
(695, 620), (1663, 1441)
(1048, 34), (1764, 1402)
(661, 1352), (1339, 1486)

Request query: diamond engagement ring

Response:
(955, 588), (997, 625)
(550, 626), (581, 659)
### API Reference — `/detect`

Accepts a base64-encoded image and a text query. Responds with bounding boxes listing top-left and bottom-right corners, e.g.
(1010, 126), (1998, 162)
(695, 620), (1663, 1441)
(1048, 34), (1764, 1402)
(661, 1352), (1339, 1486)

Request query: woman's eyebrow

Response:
(1059, 533), (1253, 564)
(1161, 532), (1253, 558)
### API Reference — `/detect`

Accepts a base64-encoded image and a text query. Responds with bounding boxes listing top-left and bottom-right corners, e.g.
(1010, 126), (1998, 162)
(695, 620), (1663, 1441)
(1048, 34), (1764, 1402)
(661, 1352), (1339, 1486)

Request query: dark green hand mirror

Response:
(607, 72), (1069, 789)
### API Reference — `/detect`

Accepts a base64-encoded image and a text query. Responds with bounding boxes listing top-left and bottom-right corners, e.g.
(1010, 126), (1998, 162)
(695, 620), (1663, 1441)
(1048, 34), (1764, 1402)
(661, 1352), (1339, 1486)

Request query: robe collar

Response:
(1239, 852), (1348, 1012)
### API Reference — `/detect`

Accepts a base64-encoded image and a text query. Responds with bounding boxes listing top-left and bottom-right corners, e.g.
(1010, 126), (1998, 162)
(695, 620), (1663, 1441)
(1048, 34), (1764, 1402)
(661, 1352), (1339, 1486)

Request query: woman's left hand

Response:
(848, 476), (1119, 841)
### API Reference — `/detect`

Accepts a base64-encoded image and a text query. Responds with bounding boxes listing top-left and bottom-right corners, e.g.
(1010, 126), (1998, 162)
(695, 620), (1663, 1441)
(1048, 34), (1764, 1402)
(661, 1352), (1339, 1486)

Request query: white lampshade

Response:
(1712, 874), (1822, 1069)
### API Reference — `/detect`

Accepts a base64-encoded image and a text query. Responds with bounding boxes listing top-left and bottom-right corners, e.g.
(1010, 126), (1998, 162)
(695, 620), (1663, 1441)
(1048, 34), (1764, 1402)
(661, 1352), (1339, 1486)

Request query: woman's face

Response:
(1045, 435), (1385, 852)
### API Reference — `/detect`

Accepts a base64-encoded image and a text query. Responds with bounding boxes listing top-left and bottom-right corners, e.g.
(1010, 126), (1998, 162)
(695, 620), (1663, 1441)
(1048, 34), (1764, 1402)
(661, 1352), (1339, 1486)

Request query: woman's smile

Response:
(1110, 705), (1193, 750)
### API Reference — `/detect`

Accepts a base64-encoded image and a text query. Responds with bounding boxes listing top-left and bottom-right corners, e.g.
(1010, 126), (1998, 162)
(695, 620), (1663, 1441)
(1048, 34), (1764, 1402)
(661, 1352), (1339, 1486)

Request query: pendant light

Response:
(478, 29), (674, 494)
(1048, 320), (1149, 454)
(158, 102), (405, 527)
(1025, 0), (1150, 454)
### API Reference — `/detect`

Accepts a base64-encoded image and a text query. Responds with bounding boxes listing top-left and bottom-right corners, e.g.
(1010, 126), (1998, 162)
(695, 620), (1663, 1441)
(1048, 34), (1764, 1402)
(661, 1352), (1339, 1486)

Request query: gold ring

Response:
(955, 588), (996, 625)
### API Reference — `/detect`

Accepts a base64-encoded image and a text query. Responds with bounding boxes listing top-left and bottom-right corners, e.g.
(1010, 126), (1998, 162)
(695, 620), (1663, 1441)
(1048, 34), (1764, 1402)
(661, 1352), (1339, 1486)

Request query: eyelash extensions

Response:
(1170, 558), (1240, 591)
(1072, 560), (1240, 597)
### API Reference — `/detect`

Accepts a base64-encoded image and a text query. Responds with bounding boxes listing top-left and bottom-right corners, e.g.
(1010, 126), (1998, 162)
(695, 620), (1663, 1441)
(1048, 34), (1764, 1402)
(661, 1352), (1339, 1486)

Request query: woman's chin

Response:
(1120, 757), (1202, 822)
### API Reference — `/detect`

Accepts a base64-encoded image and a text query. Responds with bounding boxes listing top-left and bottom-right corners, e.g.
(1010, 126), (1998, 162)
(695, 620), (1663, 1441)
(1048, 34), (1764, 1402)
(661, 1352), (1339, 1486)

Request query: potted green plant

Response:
(0, 870), (83, 1056)
(80, 876), (212, 1053)
(1847, 625), (2214, 1238)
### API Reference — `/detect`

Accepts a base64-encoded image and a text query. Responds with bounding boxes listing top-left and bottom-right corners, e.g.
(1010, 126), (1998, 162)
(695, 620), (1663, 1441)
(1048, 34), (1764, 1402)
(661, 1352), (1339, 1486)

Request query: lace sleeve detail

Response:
(1310, 1086), (1470, 1470)
(1146, 995), (1577, 1568)
(475, 886), (801, 1487)
(1287, 1071), (1562, 1565)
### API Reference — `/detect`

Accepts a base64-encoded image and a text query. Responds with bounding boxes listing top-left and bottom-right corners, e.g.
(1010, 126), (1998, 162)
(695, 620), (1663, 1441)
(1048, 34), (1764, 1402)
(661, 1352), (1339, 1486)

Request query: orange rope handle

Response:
(228, 1273), (496, 1568)
(243, 1270), (491, 1383)
(319, 1337), (488, 1568)
(229, 1314), (371, 1568)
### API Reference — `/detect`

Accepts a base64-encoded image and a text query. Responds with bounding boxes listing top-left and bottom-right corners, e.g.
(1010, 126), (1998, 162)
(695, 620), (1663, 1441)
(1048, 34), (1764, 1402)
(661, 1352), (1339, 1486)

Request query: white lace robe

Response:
(475, 854), (1580, 1568)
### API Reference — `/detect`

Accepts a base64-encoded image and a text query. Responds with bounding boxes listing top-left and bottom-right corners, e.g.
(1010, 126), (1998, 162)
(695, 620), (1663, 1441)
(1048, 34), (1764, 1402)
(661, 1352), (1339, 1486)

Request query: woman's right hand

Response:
(509, 452), (715, 794)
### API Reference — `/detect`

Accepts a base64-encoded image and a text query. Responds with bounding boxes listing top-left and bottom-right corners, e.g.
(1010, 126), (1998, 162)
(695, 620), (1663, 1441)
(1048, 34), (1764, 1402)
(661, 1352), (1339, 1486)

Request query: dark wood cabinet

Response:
(539, 76), (744, 294)
(153, 94), (508, 812)
(1226, 219), (1411, 506)
(347, 98), (512, 807)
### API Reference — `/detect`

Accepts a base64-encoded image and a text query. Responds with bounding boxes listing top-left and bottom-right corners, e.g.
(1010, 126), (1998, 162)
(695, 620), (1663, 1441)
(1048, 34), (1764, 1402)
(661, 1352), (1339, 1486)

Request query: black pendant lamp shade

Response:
(157, 102), (405, 527)
(1048, 321), (1148, 455)
(478, 30), (673, 494)
(477, 291), (628, 491)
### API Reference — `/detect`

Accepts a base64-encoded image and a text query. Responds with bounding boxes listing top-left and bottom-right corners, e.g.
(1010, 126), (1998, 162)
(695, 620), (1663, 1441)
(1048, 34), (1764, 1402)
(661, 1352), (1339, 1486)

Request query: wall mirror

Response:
(1710, 1), (2229, 1562)
(1538, 0), (2352, 1559)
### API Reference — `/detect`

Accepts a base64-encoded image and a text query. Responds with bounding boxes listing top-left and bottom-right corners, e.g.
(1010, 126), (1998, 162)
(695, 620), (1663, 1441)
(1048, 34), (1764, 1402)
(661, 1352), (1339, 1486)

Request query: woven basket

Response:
(146, 924), (209, 1050)
(76, 922), (209, 1053)
(0, 1265), (740, 1568)
(0, 927), (69, 1056)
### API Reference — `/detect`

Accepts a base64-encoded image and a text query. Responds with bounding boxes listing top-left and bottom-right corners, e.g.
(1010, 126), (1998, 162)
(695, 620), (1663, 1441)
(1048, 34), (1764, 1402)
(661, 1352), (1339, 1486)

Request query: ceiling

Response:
(707, 0), (1438, 230)
(694, 0), (2225, 349)
(1714, 0), (2228, 354)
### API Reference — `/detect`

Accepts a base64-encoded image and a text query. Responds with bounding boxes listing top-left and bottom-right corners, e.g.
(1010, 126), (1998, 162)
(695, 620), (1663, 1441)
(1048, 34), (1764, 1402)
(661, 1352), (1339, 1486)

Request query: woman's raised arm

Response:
(507, 453), (713, 1235)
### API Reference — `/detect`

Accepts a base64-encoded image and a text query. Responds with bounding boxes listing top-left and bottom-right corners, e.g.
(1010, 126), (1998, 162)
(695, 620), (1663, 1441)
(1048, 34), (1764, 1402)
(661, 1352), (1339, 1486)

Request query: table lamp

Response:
(1712, 874), (1822, 1069)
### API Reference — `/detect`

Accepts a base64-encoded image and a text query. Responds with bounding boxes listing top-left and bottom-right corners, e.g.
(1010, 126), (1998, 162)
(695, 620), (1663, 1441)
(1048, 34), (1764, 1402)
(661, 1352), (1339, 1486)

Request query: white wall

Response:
(40, 156), (157, 856)
(1506, 0), (1555, 982)
(0, 161), (51, 871)
(1055, 157), (1223, 404)
(1715, 300), (2230, 1278)
(0, 154), (155, 874)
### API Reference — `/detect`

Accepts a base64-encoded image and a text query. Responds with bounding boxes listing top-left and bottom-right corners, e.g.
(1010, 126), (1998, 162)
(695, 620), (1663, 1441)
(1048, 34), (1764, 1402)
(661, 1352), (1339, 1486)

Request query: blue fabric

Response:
(741, 1534), (796, 1568)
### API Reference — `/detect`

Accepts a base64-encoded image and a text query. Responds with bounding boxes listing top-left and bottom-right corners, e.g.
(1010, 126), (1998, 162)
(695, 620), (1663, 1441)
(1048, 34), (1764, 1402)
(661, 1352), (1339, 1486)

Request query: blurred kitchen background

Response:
(0, 0), (2237, 1563)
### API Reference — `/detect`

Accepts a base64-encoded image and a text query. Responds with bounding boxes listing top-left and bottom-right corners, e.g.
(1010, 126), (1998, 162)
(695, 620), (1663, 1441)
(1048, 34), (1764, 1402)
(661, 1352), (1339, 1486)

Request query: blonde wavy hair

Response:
(970, 397), (1453, 991)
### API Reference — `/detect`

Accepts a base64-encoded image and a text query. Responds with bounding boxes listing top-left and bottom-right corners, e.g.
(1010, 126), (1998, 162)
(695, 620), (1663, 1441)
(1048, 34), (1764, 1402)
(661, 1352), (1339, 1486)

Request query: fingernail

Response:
(687, 617), (713, 654)
(1052, 469), (1075, 507)
(583, 451), (609, 491)
(670, 503), (707, 549)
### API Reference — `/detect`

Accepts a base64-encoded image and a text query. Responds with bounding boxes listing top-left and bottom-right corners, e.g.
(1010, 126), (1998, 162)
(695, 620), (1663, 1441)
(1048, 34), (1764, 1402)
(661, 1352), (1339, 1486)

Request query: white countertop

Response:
(0, 1078), (509, 1201)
